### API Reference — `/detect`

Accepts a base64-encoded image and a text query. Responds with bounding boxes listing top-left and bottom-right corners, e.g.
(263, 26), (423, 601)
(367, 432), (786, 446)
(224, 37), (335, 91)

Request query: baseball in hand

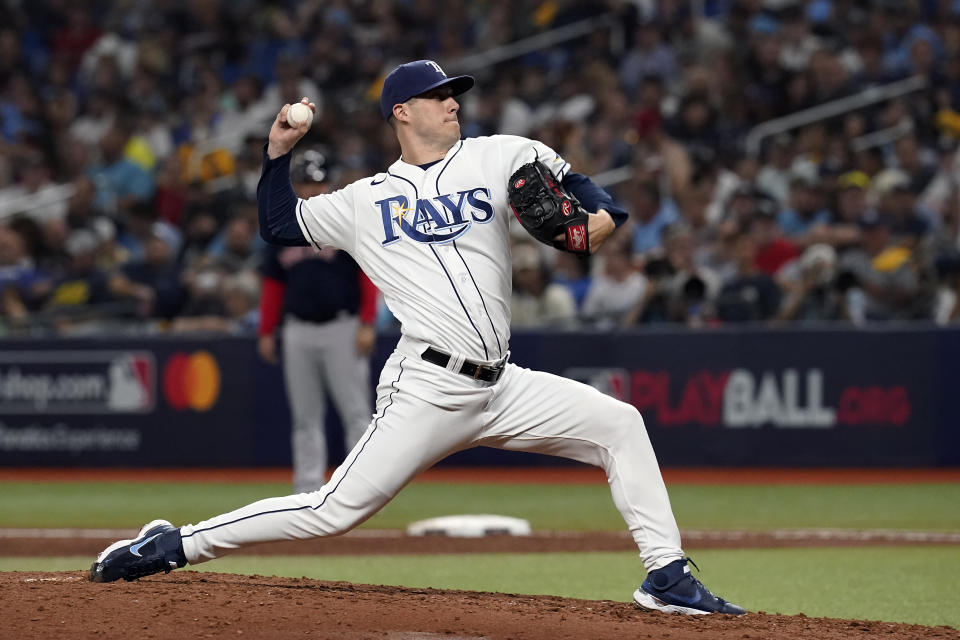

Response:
(287, 102), (314, 128)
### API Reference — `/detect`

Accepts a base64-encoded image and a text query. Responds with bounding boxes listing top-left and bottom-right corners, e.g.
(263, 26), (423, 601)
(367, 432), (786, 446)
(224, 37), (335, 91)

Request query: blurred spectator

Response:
(172, 269), (259, 335)
(173, 85), (237, 189)
(552, 252), (592, 310)
(116, 202), (182, 263)
(749, 203), (800, 276)
(582, 234), (648, 328)
(178, 210), (220, 268)
(66, 176), (107, 232)
(619, 20), (678, 98)
(933, 254), (960, 325)
(89, 122), (154, 216)
(37, 217), (71, 277)
(111, 230), (184, 320)
(777, 176), (831, 241)
(631, 223), (719, 327)
(777, 243), (847, 322)
(755, 134), (795, 204)
(222, 271), (260, 333)
(779, 5), (822, 73)
(44, 230), (113, 311)
(498, 67), (555, 137)
(69, 90), (116, 146)
(178, 263), (229, 319)
(837, 211), (923, 321)
(1, 1), (959, 333)
(893, 134), (938, 194)
(625, 180), (679, 258)
(919, 145), (960, 220)
(871, 169), (935, 246)
(714, 231), (782, 322)
(834, 171), (872, 225)
(207, 215), (259, 273)
(510, 242), (577, 328)
(668, 95), (721, 151)
(0, 153), (67, 221)
(0, 224), (43, 318)
(219, 75), (273, 154)
(259, 55), (323, 127)
(153, 158), (189, 226)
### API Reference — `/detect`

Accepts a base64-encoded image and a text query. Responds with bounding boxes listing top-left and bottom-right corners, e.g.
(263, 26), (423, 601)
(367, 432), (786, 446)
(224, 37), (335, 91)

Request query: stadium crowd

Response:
(1, 0), (960, 336)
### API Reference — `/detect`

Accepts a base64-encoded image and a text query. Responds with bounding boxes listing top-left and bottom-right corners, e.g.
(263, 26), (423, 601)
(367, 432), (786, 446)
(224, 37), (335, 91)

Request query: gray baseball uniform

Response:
(282, 314), (370, 492)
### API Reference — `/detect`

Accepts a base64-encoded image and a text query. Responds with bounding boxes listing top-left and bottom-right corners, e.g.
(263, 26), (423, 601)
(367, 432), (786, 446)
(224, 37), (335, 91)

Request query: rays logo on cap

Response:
(426, 61), (446, 76)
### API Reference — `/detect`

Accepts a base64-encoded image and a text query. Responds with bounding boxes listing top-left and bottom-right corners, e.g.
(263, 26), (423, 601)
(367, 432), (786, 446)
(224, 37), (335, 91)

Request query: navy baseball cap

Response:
(379, 60), (474, 120)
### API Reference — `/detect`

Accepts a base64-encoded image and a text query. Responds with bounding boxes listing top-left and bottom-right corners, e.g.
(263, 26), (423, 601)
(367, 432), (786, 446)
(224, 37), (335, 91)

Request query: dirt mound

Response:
(3, 571), (956, 640)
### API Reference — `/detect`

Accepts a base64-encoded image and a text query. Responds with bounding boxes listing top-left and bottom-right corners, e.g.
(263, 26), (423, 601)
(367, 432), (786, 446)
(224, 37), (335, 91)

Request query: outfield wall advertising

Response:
(0, 328), (953, 467)
(518, 329), (939, 466)
(0, 339), (279, 466)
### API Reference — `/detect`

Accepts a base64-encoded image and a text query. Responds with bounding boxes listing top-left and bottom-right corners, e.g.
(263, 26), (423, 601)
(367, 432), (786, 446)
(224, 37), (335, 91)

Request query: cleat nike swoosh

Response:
(130, 533), (163, 557)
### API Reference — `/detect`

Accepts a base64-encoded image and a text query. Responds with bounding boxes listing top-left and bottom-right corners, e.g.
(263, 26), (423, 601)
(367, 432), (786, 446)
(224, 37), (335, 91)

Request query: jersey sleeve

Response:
(294, 182), (359, 252)
(496, 134), (571, 183)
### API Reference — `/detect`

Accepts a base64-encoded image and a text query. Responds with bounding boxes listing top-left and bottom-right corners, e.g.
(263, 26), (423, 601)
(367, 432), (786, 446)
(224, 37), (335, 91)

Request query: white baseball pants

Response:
(180, 340), (685, 572)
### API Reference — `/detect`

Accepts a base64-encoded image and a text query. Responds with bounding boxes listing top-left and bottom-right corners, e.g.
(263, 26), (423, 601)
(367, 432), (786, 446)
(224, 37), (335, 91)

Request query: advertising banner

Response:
(0, 339), (276, 466)
(511, 329), (939, 466)
(0, 328), (954, 467)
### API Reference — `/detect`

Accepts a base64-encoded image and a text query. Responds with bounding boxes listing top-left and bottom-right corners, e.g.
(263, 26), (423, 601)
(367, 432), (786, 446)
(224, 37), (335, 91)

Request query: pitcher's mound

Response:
(2, 571), (954, 640)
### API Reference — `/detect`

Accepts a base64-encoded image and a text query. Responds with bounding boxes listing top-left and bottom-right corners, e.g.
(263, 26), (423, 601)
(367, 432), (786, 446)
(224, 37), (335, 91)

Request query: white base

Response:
(406, 515), (531, 538)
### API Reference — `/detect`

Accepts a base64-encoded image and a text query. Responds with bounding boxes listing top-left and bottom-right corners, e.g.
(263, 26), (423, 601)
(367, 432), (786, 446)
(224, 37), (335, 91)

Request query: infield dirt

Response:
(5, 571), (960, 640)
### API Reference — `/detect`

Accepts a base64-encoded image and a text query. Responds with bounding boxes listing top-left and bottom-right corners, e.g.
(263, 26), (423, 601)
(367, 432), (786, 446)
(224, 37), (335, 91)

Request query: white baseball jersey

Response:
(293, 135), (569, 362)
(179, 134), (684, 577)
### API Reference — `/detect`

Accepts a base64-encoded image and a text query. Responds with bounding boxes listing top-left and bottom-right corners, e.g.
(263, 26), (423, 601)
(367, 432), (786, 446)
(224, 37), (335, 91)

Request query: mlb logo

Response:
(108, 354), (154, 411)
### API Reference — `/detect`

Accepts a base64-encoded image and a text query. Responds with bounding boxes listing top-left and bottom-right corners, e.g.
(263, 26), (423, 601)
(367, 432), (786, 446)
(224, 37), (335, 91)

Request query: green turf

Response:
(4, 547), (958, 628)
(0, 481), (958, 531)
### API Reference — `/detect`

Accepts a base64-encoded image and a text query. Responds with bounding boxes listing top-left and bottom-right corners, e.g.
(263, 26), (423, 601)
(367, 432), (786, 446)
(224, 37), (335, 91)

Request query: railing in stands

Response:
(744, 74), (929, 157)
(447, 14), (620, 74)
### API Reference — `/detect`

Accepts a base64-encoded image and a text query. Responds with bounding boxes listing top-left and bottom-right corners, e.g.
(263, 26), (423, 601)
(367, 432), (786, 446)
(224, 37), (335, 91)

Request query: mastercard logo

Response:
(163, 351), (220, 411)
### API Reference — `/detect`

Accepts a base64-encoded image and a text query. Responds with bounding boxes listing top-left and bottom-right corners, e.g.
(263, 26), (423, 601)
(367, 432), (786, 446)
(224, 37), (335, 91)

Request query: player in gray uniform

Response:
(258, 150), (378, 493)
(90, 60), (745, 616)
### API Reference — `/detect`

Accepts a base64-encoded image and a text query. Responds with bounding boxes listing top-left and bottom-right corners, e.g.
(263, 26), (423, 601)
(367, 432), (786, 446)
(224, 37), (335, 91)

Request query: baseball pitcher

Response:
(90, 60), (745, 616)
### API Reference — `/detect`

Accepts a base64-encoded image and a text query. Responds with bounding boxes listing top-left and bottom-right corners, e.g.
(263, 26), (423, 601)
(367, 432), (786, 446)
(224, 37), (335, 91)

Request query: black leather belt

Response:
(421, 347), (506, 383)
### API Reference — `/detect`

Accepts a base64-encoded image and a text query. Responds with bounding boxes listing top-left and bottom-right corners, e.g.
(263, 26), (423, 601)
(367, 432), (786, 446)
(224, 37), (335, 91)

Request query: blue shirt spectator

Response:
(88, 125), (154, 215)
(0, 226), (45, 307)
(624, 181), (680, 256)
(777, 177), (831, 238)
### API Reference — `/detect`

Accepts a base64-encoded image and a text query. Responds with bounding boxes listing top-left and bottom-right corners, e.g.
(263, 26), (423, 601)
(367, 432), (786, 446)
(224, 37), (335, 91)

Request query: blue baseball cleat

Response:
(633, 557), (746, 615)
(89, 520), (187, 583)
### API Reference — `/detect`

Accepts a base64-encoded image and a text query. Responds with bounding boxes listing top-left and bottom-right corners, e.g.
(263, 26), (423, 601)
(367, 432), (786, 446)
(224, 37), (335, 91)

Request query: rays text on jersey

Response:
(376, 188), (494, 246)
